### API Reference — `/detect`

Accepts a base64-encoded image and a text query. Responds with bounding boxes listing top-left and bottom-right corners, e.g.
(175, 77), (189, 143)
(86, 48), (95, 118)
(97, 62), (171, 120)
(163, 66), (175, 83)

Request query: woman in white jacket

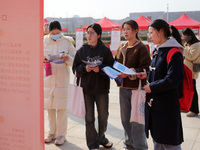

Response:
(182, 28), (200, 117)
(43, 21), (76, 145)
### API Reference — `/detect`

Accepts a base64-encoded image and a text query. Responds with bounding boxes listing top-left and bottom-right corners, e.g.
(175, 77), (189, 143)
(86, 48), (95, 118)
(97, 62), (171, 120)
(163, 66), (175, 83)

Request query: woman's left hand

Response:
(61, 55), (69, 61)
(144, 84), (151, 93)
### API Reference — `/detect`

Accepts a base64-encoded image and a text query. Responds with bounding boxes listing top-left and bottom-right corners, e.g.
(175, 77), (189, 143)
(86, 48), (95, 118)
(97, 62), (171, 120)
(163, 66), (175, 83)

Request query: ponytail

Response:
(170, 25), (183, 46)
(136, 33), (142, 43)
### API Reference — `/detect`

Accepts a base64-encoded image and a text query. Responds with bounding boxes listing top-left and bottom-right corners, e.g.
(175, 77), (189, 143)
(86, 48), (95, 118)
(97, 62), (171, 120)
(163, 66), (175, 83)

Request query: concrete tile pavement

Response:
(45, 70), (200, 150)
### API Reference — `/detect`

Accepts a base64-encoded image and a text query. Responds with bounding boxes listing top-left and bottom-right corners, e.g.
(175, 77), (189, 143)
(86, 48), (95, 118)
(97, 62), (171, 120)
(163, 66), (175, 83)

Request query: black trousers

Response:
(190, 79), (199, 114)
(84, 93), (109, 149)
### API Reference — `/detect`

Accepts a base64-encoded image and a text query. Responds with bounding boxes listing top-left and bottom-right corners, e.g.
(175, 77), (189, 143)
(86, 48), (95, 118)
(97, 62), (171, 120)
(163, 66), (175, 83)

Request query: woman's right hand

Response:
(117, 73), (129, 78)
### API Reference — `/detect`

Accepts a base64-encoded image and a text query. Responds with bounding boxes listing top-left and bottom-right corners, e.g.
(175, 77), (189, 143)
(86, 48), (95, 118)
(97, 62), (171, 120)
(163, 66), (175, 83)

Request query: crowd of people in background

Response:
(43, 19), (200, 150)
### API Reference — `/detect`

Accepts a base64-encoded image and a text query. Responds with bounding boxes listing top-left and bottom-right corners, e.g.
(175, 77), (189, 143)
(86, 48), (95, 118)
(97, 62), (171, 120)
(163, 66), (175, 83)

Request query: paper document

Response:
(82, 60), (102, 68)
(102, 66), (120, 79)
(113, 61), (137, 75)
(102, 61), (138, 84)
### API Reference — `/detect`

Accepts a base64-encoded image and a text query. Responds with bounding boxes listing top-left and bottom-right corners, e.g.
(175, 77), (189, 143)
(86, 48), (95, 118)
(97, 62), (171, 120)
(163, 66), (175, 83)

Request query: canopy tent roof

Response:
(61, 27), (68, 32)
(79, 17), (122, 31)
(43, 19), (68, 32)
(168, 13), (200, 29)
(44, 19), (49, 25)
(134, 15), (152, 30)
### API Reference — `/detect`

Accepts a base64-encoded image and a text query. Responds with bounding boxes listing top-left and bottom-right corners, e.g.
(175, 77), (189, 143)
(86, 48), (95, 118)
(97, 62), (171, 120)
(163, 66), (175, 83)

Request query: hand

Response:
(137, 72), (147, 79)
(86, 65), (92, 72)
(143, 84), (151, 93)
(61, 55), (69, 61)
(117, 73), (129, 78)
(92, 66), (99, 73)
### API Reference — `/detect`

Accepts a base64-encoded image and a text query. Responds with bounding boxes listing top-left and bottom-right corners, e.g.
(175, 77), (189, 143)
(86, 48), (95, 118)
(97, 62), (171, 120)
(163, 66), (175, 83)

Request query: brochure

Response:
(113, 61), (137, 75)
(102, 61), (137, 83)
(48, 51), (65, 64)
(82, 60), (102, 68)
(82, 56), (103, 68)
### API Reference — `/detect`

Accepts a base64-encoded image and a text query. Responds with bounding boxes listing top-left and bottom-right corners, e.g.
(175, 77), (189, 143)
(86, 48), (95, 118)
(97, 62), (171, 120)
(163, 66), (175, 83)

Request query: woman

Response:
(44, 22), (50, 35)
(138, 19), (184, 150)
(115, 20), (151, 150)
(72, 23), (114, 150)
(44, 20), (76, 145)
(182, 28), (200, 117)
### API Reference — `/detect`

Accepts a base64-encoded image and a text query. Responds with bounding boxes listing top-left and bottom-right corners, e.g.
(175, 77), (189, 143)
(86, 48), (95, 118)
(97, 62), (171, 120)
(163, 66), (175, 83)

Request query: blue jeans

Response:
(84, 93), (109, 149)
(120, 88), (148, 150)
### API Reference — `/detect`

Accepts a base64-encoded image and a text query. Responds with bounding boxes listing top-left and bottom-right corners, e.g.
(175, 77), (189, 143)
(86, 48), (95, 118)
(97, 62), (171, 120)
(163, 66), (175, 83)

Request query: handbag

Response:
(193, 63), (200, 72)
(67, 73), (85, 119)
(130, 80), (145, 125)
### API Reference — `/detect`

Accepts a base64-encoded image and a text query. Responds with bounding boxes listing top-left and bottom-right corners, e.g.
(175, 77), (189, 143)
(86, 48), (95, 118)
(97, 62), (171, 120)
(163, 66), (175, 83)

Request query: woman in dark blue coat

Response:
(138, 19), (184, 150)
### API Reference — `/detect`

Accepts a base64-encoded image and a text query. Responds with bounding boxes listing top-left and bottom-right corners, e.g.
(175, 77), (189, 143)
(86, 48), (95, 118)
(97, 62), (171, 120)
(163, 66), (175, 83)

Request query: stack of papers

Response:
(82, 60), (102, 68)
(48, 51), (65, 64)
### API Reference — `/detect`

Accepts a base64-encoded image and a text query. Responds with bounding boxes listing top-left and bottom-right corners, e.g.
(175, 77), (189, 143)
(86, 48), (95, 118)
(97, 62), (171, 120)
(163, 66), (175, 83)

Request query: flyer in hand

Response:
(82, 60), (102, 68)
(48, 51), (65, 64)
(82, 56), (103, 68)
(102, 61), (137, 83)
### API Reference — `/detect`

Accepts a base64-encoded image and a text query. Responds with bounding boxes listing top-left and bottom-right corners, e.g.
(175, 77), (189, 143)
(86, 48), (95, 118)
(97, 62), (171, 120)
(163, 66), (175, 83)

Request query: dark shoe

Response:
(101, 141), (113, 148)
(186, 111), (198, 117)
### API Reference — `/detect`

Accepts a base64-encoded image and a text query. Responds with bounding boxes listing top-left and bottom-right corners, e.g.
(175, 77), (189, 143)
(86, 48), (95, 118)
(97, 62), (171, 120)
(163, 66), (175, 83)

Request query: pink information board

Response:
(0, 0), (44, 150)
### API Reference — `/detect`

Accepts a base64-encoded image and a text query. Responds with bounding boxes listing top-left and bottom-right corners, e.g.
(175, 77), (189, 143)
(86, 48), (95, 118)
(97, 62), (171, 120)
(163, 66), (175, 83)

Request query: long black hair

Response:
(86, 23), (102, 41)
(122, 20), (141, 42)
(182, 28), (200, 46)
(149, 19), (182, 46)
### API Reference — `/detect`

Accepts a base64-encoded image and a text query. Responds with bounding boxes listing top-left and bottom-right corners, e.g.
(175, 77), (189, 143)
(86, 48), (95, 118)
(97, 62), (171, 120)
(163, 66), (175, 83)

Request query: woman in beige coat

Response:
(43, 21), (76, 145)
(182, 28), (200, 117)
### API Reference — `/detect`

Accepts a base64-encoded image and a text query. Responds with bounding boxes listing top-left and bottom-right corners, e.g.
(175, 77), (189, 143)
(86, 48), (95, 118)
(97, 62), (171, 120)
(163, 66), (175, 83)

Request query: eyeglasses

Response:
(86, 32), (96, 36)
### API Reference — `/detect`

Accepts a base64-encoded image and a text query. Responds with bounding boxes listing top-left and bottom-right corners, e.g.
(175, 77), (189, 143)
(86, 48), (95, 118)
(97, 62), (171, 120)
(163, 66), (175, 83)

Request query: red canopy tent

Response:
(62, 27), (68, 32)
(134, 15), (152, 30)
(43, 19), (68, 32)
(44, 19), (49, 25)
(168, 13), (200, 29)
(80, 17), (122, 31)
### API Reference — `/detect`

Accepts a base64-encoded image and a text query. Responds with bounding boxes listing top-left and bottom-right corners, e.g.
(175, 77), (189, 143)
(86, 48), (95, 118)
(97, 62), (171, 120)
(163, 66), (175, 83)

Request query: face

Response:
(86, 27), (100, 46)
(122, 24), (138, 41)
(148, 27), (163, 45)
(44, 24), (49, 35)
(182, 34), (192, 43)
(50, 29), (61, 35)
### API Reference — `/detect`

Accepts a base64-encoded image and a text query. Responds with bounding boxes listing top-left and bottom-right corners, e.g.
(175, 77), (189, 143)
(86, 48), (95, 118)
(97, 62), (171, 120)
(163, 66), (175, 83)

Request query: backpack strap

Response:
(166, 48), (183, 64)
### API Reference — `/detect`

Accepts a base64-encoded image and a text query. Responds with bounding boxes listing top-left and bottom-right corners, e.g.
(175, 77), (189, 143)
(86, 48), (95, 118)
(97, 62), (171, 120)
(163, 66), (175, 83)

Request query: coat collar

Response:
(44, 33), (65, 45)
(120, 41), (140, 65)
(155, 38), (184, 53)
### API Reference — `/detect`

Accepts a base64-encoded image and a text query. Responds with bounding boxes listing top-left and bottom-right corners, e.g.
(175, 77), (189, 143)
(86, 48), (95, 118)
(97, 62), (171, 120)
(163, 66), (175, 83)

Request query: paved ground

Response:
(45, 70), (200, 150)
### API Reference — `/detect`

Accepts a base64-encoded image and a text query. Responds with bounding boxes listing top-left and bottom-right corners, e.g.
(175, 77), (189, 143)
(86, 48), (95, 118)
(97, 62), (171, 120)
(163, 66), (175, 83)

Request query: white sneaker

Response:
(54, 136), (66, 145)
(45, 134), (55, 143)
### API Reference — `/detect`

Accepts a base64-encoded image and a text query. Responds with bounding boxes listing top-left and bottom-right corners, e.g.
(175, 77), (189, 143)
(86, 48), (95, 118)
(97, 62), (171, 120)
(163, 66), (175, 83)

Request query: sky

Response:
(44, 0), (200, 19)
